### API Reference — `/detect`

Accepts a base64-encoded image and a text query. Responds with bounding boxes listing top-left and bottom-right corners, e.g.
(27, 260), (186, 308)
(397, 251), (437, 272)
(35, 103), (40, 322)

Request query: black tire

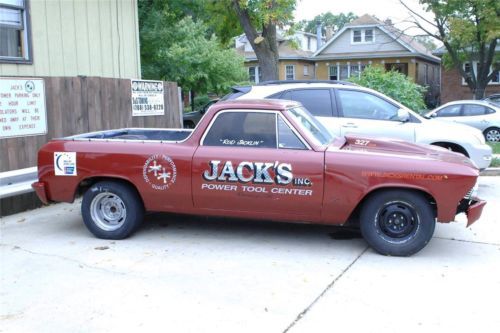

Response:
(484, 127), (500, 142)
(184, 121), (195, 129)
(360, 190), (435, 256)
(81, 181), (144, 239)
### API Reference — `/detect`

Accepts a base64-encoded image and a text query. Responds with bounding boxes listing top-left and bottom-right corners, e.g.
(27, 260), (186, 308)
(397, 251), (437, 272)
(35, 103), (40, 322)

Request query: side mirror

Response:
(397, 109), (410, 122)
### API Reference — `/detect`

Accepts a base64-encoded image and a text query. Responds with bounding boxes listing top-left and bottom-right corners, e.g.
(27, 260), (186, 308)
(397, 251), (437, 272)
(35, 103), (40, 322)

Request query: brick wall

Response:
(441, 66), (500, 103)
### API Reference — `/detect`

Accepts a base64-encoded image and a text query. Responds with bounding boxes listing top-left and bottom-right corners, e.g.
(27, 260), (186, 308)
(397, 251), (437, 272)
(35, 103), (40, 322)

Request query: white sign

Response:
(0, 78), (47, 139)
(54, 152), (77, 176)
(131, 79), (165, 117)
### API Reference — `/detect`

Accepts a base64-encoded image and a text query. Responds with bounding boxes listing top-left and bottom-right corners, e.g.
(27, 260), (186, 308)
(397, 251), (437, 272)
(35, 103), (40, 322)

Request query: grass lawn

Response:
(488, 142), (500, 154)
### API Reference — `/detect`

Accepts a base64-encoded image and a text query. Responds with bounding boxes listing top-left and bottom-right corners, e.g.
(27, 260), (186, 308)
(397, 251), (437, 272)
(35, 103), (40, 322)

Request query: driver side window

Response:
(337, 89), (399, 121)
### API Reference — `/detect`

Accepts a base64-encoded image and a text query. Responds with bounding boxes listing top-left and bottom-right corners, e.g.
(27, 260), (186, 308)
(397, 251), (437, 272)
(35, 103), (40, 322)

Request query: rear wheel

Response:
(360, 190), (435, 256)
(184, 121), (195, 129)
(484, 127), (500, 142)
(81, 181), (144, 239)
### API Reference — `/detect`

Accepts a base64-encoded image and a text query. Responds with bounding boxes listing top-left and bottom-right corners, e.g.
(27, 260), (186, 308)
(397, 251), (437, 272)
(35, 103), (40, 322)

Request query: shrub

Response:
(349, 66), (427, 113)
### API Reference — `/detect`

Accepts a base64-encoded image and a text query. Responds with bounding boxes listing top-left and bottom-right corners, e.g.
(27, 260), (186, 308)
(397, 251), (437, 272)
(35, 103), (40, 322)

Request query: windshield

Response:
(286, 106), (335, 146)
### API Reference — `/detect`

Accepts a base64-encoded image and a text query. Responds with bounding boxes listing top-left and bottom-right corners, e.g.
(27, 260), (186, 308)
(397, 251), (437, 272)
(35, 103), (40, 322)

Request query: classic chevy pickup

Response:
(33, 99), (486, 256)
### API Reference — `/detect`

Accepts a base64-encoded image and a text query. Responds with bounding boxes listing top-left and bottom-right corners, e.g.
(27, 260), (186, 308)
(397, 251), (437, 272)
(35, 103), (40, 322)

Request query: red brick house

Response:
(433, 46), (500, 103)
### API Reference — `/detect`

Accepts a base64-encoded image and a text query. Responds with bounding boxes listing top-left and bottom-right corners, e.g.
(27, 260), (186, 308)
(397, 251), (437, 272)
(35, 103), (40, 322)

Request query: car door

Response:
(192, 110), (324, 218)
(460, 104), (494, 131)
(278, 88), (342, 137)
(335, 89), (416, 142)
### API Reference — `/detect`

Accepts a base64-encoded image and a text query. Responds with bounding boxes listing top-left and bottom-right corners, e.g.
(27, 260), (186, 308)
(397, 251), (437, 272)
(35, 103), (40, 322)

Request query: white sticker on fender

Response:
(54, 152), (77, 176)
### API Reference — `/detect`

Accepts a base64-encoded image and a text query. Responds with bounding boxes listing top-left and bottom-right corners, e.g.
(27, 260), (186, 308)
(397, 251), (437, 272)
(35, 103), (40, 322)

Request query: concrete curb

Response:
(480, 168), (500, 176)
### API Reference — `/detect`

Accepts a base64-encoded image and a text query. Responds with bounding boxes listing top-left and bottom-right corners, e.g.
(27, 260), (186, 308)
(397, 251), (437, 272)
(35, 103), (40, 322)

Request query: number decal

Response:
(354, 139), (370, 146)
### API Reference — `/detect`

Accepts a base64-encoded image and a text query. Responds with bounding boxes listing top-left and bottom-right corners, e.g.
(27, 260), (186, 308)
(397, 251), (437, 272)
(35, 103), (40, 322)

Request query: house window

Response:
(0, 0), (31, 63)
(303, 65), (309, 76)
(353, 30), (362, 43)
(385, 63), (409, 76)
(329, 65), (338, 80)
(339, 65), (349, 80)
(462, 62), (499, 85)
(330, 64), (367, 80)
(285, 65), (295, 80)
(248, 66), (261, 83)
(424, 64), (429, 85)
(351, 28), (375, 44)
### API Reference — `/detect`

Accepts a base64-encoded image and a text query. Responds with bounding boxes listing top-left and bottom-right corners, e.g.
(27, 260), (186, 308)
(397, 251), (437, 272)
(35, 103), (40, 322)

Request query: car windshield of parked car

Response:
(286, 106), (334, 146)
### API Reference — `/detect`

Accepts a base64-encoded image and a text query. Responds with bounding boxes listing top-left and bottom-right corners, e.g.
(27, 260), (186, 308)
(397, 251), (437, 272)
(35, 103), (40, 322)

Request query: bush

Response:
(349, 66), (427, 113)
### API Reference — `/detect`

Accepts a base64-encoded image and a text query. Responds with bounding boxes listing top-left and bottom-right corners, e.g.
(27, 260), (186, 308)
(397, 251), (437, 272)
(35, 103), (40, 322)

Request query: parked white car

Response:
(425, 100), (500, 142)
(224, 81), (492, 169)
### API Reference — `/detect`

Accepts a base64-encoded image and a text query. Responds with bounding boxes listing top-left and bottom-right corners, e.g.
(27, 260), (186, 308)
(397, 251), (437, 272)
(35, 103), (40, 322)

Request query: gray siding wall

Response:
(0, 0), (140, 78)
(321, 27), (408, 55)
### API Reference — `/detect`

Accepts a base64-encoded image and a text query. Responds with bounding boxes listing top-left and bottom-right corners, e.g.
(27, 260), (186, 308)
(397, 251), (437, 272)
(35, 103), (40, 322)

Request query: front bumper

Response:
(465, 198), (486, 227)
(467, 143), (492, 170)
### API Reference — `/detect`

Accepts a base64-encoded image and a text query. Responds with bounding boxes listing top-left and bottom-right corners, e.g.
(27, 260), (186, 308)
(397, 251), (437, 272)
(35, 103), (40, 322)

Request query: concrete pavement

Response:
(1, 177), (499, 333)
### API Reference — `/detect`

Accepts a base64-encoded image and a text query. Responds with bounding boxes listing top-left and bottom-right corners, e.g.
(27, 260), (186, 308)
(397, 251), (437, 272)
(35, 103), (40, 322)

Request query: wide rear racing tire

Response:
(81, 181), (144, 239)
(360, 190), (435, 256)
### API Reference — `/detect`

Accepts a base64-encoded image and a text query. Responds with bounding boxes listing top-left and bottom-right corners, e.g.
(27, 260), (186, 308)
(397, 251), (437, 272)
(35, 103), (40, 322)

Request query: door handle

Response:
(342, 123), (358, 128)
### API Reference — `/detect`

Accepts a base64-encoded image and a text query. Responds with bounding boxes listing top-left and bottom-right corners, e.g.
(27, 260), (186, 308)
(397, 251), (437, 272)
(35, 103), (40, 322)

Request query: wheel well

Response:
(483, 126), (500, 134)
(345, 187), (437, 227)
(76, 177), (145, 208)
(430, 142), (469, 157)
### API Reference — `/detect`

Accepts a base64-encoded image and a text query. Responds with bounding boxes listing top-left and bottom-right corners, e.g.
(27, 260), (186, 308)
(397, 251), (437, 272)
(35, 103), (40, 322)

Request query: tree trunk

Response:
(474, 85), (486, 100)
(232, 0), (280, 82)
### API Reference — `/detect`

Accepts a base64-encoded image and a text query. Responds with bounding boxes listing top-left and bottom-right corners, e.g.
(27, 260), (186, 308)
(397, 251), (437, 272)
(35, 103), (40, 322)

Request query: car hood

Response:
(335, 135), (478, 169)
(417, 117), (485, 141)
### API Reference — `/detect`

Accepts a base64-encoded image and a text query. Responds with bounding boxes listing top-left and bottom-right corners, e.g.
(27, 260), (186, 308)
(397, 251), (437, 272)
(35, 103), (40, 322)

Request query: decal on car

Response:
(362, 171), (447, 181)
(143, 154), (177, 190)
(54, 152), (77, 176)
(201, 160), (313, 196)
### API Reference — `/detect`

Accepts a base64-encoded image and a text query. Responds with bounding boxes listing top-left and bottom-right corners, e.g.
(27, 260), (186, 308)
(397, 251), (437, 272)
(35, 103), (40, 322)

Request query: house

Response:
(312, 14), (441, 105)
(433, 45), (500, 103)
(0, 0), (140, 78)
(235, 30), (323, 83)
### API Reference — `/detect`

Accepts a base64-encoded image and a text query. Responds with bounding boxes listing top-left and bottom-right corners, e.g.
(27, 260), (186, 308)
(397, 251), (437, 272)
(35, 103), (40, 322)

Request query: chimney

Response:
(325, 26), (333, 41)
(384, 18), (393, 26)
(316, 21), (322, 50)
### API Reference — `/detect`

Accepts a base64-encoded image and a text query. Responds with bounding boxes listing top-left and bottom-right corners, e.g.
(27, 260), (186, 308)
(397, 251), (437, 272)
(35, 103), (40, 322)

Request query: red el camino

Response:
(33, 100), (486, 256)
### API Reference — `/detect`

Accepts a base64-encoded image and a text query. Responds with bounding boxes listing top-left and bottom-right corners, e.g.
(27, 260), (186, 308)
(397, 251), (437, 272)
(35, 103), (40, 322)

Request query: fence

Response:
(1, 76), (181, 216)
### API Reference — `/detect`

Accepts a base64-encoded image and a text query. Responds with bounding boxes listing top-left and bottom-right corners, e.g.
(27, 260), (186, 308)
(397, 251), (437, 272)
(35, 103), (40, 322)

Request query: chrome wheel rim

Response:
(90, 192), (127, 231)
(485, 129), (500, 142)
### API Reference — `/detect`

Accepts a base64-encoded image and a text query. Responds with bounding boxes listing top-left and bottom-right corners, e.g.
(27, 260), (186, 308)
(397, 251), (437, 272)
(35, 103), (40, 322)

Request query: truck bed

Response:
(64, 128), (192, 142)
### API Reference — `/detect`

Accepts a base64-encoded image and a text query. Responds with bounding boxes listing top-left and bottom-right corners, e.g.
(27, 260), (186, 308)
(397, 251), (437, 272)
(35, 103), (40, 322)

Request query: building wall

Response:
(441, 66), (500, 103)
(321, 27), (407, 55)
(244, 60), (315, 81)
(0, 0), (141, 78)
(279, 60), (316, 80)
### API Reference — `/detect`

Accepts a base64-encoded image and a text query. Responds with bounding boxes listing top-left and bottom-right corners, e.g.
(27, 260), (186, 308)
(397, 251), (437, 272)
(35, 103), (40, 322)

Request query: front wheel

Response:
(360, 190), (435, 256)
(81, 181), (144, 239)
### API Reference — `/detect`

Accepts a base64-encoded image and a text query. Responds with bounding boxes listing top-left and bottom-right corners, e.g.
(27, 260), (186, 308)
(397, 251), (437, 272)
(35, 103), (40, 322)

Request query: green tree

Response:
(295, 12), (358, 36)
(139, 0), (247, 110)
(401, 0), (500, 99)
(350, 66), (427, 112)
(216, 0), (297, 81)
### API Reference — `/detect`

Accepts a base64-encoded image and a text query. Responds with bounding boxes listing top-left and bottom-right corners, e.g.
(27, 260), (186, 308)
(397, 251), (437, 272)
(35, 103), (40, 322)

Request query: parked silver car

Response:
(425, 100), (500, 142)
(225, 81), (492, 169)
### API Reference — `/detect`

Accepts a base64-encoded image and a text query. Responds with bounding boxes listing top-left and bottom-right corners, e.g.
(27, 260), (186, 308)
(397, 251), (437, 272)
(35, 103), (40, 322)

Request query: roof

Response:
(313, 14), (440, 63)
(212, 99), (301, 112)
(236, 41), (315, 61)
